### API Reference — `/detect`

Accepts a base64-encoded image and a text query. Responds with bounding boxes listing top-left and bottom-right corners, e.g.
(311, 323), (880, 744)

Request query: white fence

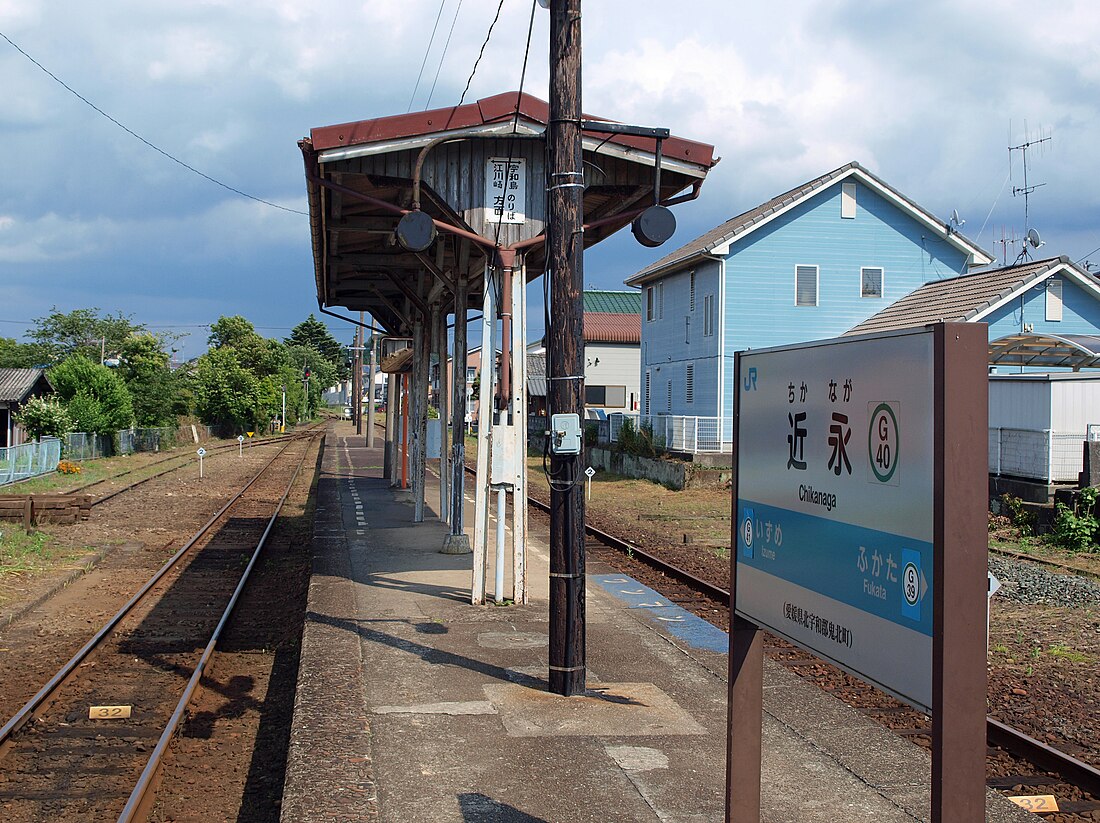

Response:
(989, 428), (1086, 483)
(603, 413), (729, 454)
(0, 438), (63, 486)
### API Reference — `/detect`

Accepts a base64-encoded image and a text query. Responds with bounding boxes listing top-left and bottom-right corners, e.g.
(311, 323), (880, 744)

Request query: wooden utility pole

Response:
(547, 0), (586, 697)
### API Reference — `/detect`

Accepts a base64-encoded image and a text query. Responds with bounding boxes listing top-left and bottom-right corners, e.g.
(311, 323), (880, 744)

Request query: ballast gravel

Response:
(989, 554), (1100, 608)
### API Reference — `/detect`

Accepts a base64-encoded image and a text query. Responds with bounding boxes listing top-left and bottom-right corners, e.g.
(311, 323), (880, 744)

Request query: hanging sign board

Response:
(486, 157), (526, 225)
(735, 327), (937, 710)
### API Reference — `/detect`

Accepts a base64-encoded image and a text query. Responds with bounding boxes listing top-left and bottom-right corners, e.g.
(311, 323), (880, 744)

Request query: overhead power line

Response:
(425, 0), (464, 110)
(407, 0), (448, 112)
(0, 29), (307, 216)
(457, 0), (506, 106)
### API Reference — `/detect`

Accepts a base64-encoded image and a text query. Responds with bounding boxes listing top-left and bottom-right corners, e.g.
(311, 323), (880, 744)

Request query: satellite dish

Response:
(1027, 228), (1044, 249)
(951, 208), (965, 228)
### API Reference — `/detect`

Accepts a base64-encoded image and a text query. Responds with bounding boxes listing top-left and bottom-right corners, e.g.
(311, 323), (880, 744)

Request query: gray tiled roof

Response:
(844, 257), (1080, 335)
(625, 161), (992, 285)
(527, 352), (546, 397)
(0, 368), (51, 404)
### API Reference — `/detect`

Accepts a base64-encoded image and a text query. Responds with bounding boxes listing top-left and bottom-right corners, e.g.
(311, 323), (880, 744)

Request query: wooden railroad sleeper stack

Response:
(0, 494), (94, 527)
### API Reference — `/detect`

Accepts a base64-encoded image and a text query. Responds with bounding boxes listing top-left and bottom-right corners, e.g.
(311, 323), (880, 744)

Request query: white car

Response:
(342, 406), (353, 420)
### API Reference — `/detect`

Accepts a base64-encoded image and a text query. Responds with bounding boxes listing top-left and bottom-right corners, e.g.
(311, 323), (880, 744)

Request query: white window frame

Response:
(841, 182), (857, 218)
(795, 264), (819, 307)
(703, 294), (715, 337)
(1046, 278), (1063, 321)
(646, 286), (656, 322)
(860, 266), (884, 299)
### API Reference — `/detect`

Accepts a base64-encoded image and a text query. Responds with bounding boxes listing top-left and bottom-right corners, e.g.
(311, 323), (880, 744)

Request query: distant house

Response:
(847, 256), (1100, 489)
(847, 255), (1100, 347)
(527, 290), (642, 419)
(0, 368), (53, 447)
(625, 162), (994, 445)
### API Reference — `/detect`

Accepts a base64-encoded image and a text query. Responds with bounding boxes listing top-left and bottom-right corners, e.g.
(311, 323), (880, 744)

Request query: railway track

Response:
(73, 425), (322, 507)
(0, 430), (321, 822)
(523, 491), (1100, 820)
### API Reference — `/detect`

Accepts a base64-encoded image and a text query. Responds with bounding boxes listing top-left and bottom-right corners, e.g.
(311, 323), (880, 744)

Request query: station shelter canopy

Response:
(989, 333), (1100, 371)
(300, 92), (717, 335)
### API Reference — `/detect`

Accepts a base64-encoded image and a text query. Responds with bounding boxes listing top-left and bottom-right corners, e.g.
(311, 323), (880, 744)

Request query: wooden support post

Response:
(435, 304), (450, 524)
(23, 496), (33, 533)
(932, 322), (988, 823)
(547, 0), (586, 696)
(442, 277), (472, 554)
(366, 329), (378, 448)
(412, 312), (427, 522)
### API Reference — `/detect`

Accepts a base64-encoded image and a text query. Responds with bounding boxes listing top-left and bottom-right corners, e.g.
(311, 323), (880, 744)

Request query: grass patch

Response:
(1047, 643), (1093, 663)
(0, 528), (63, 577)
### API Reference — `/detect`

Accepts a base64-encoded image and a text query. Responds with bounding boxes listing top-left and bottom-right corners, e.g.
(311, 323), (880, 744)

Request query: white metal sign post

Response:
(238, 434), (244, 457)
(197, 447), (207, 478)
(726, 323), (988, 823)
(585, 466), (595, 500)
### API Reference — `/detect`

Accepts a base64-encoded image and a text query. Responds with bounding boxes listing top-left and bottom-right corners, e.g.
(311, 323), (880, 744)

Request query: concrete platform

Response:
(281, 424), (1033, 822)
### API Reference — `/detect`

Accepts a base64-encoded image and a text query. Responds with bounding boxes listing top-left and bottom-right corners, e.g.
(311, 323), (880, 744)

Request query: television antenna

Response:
(1008, 122), (1052, 238)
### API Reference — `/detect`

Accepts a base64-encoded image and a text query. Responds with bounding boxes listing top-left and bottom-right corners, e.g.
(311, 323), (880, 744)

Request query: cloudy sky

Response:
(2, 1), (1098, 353)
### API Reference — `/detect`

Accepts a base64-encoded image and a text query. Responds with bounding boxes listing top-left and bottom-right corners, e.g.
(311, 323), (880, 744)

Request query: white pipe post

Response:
(436, 304), (450, 524)
(472, 265), (495, 605)
(510, 258), (528, 604)
(495, 488), (506, 603)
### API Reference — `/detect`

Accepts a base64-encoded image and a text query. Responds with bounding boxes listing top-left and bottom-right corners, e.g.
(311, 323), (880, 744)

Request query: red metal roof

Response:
(583, 312), (640, 344)
(310, 92), (715, 169)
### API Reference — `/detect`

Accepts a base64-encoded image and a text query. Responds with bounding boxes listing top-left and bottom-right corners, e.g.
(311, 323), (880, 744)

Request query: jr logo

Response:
(743, 367), (758, 391)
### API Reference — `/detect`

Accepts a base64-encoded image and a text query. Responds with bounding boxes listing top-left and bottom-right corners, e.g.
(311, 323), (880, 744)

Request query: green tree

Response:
(208, 316), (283, 377)
(286, 314), (348, 380)
(192, 347), (264, 431)
(48, 356), (134, 434)
(14, 396), (71, 441)
(117, 334), (185, 427)
(0, 338), (55, 368)
(30, 307), (147, 363)
(286, 343), (337, 420)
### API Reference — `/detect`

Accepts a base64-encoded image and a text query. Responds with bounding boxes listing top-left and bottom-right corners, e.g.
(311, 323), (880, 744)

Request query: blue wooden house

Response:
(624, 162), (993, 445)
(847, 255), (1100, 361)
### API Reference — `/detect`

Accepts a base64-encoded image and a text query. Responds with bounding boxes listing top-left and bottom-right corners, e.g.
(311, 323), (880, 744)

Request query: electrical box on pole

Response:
(549, 413), (582, 455)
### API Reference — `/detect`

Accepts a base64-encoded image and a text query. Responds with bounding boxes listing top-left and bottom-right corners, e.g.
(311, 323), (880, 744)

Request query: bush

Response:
(1051, 486), (1099, 552)
(1000, 493), (1037, 536)
(14, 396), (71, 441)
(616, 418), (659, 458)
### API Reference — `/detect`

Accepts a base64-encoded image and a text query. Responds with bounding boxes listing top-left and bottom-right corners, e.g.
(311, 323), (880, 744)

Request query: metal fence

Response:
(63, 432), (114, 461)
(0, 438), (62, 486)
(989, 427), (1086, 483)
(66, 426), (196, 462)
(640, 415), (728, 453)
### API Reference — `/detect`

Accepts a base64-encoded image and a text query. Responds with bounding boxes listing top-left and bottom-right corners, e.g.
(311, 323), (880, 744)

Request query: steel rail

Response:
(0, 433), (312, 758)
(116, 433), (316, 823)
(521, 472), (1100, 799)
(987, 717), (1100, 798)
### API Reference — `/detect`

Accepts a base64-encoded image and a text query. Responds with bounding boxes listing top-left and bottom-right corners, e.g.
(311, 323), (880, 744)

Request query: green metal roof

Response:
(583, 290), (641, 314)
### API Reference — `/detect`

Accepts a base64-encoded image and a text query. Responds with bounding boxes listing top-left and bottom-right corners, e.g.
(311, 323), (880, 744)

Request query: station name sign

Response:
(735, 327), (935, 710)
